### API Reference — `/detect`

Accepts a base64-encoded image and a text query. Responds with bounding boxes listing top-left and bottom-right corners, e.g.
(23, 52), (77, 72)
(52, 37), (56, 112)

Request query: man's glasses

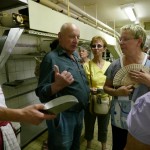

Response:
(91, 44), (103, 49)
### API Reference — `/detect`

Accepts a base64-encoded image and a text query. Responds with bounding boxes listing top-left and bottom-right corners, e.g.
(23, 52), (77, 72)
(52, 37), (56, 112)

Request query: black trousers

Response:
(84, 104), (110, 143)
(112, 125), (128, 150)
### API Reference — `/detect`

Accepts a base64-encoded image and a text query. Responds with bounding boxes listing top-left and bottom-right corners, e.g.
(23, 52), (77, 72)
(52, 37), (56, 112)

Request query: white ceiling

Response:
(65, 0), (150, 46)
(68, 0), (150, 32)
(2, 0), (150, 45)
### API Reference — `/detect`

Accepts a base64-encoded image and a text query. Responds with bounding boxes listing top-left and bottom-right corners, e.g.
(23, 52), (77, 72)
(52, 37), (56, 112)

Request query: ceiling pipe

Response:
(39, 0), (96, 26)
(39, 0), (93, 25)
(39, 0), (116, 37)
(55, 0), (120, 37)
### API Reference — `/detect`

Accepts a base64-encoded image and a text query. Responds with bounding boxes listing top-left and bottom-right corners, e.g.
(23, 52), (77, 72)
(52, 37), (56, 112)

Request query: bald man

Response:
(35, 23), (90, 150)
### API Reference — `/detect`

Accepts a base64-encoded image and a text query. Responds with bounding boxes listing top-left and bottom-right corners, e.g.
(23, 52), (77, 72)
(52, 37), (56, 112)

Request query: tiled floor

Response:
(22, 121), (112, 150)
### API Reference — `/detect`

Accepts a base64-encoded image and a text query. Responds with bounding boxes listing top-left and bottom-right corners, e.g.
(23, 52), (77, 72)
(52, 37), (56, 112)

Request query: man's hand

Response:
(51, 65), (74, 94)
(54, 65), (74, 87)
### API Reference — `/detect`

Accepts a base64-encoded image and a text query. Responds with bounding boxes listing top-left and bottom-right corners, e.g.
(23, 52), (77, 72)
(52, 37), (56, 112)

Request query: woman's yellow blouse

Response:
(83, 60), (110, 90)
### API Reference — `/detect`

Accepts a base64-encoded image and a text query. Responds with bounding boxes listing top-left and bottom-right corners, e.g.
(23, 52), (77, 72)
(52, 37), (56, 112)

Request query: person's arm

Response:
(35, 57), (74, 102)
(124, 133), (150, 150)
(103, 78), (133, 96)
(125, 92), (150, 150)
(50, 65), (74, 95)
(0, 104), (56, 125)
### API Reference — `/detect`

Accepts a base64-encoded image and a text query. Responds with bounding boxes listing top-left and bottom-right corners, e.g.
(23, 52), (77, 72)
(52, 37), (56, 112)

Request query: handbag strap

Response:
(89, 61), (93, 87)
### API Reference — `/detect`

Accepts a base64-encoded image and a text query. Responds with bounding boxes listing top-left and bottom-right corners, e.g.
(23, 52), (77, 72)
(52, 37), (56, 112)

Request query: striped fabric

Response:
(1, 123), (20, 150)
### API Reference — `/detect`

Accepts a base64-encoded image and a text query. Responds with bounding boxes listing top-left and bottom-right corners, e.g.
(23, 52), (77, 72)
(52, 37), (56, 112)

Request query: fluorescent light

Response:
(121, 4), (137, 22)
(19, 0), (28, 4)
(124, 7), (136, 21)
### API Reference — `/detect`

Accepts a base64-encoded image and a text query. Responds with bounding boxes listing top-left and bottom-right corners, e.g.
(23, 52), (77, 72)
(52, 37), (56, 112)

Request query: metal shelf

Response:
(3, 77), (37, 88)
(9, 54), (44, 60)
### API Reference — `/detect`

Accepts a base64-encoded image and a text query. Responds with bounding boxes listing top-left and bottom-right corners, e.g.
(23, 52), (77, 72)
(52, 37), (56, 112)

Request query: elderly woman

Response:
(78, 44), (91, 64)
(103, 24), (150, 150)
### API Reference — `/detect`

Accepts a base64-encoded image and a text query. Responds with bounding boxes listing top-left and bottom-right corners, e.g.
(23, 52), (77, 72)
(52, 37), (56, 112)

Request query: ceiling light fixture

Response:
(121, 3), (137, 22)
(19, 0), (27, 4)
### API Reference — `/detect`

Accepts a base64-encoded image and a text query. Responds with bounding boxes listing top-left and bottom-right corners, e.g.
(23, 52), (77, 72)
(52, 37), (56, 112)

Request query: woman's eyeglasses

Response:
(91, 44), (103, 49)
(119, 37), (137, 43)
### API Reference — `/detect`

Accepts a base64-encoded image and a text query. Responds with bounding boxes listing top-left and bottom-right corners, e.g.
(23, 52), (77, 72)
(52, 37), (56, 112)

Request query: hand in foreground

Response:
(19, 104), (56, 125)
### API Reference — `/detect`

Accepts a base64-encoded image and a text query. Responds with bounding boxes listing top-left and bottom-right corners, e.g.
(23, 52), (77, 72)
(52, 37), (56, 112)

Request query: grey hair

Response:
(120, 24), (146, 48)
(79, 44), (90, 53)
(78, 44), (91, 58)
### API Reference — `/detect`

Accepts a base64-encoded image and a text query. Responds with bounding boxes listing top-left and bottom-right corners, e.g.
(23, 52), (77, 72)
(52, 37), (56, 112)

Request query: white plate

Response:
(42, 95), (79, 114)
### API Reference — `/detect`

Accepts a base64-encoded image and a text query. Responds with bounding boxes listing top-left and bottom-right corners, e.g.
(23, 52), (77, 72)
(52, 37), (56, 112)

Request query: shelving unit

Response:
(3, 77), (37, 88)
(9, 53), (44, 60)
(0, 1), (54, 148)
(5, 89), (35, 101)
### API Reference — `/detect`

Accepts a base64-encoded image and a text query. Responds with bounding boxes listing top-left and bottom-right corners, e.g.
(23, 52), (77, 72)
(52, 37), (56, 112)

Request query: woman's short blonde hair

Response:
(120, 24), (146, 49)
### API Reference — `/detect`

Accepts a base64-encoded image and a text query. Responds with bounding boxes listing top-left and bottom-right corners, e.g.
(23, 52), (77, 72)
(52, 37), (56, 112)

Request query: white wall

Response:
(28, 0), (117, 46)
(28, 0), (122, 58)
